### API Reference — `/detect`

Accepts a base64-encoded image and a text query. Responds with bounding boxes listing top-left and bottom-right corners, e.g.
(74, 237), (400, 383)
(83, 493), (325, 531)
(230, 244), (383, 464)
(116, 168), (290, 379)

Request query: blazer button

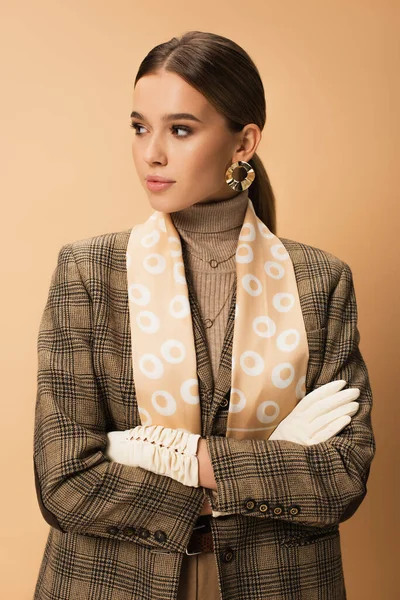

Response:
(220, 398), (229, 408)
(221, 547), (234, 563)
(244, 498), (256, 511)
(106, 526), (119, 535)
(138, 528), (151, 539)
(258, 503), (269, 513)
(123, 526), (136, 536)
(273, 505), (284, 515)
(154, 530), (167, 543)
(289, 505), (301, 516)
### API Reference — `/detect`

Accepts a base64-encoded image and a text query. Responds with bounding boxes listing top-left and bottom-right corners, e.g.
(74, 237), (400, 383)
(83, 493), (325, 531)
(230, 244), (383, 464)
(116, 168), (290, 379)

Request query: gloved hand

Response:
(105, 424), (201, 487)
(269, 379), (360, 445)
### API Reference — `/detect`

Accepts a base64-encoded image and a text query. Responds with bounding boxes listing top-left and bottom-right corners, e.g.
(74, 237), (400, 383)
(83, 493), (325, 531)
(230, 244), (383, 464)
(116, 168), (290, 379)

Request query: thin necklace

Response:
(184, 247), (238, 268)
(182, 244), (237, 329)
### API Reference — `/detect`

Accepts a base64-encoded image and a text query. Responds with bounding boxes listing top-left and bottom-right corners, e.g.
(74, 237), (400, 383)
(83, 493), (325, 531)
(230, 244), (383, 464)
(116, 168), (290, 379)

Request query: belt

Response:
(186, 515), (214, 555)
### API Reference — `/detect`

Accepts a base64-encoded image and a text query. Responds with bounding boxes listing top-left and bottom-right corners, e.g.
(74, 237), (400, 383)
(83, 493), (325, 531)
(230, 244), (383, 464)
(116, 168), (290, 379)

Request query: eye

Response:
(171, 125), (192, 137)
(130, 122), (146, 135)
(129, 121), (192, 138)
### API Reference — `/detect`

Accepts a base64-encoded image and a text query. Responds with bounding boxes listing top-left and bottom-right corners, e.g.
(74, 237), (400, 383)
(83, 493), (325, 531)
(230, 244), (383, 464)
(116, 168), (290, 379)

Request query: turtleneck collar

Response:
(169, 188), (249, 234)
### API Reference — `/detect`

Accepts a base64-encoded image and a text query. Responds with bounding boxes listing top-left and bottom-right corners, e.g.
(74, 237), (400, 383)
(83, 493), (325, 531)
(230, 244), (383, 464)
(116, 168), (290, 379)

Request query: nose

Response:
(142, 135), (168, 166)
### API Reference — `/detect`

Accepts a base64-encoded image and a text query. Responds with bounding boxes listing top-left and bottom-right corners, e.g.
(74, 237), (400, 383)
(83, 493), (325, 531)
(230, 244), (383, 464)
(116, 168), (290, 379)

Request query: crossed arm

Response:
(105, 262), (375, 526)
(139, 261), (376, 526)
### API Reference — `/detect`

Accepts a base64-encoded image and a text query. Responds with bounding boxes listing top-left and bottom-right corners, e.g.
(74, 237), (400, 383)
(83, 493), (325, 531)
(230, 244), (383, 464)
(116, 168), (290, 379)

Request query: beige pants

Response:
(177, 551), (221, 599)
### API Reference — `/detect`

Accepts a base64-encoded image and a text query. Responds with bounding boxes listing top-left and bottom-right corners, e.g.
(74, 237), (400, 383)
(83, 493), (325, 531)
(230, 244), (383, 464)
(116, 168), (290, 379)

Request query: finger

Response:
(306, 388), (360, 421)
(308, 415), (352, 445)
(310, 402), (359, 433)
(294, 380), (347, 413)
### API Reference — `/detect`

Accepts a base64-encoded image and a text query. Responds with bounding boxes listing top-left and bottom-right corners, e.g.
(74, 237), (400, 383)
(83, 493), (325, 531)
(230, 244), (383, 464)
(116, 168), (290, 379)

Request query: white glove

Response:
(269, 379), (360, 445)
(105, 424), (201, 487)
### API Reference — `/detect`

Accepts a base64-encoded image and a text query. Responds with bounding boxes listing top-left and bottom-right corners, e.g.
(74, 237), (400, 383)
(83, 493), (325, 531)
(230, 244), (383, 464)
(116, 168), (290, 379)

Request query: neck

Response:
(169, 189), (249, 234)
(169, 188), (250, 270)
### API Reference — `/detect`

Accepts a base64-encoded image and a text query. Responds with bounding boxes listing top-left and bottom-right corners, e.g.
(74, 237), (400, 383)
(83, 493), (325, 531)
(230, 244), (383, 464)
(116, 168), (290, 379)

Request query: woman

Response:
(33, 31), (376, 600)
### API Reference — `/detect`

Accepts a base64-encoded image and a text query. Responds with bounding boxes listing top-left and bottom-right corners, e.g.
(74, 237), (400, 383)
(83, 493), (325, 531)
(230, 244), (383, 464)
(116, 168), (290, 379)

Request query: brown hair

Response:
(134, 30), (277, 233)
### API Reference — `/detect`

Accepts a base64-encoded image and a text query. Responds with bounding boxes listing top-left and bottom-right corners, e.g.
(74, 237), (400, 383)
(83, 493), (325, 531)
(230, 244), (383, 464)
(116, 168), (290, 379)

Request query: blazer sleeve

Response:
(33, 243), (204, 551)
(205, 261), (376, 527)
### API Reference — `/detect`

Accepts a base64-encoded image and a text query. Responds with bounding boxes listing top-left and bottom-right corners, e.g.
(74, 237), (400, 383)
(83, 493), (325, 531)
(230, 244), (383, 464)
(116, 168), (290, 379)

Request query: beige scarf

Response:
(126, 196), (309, 441)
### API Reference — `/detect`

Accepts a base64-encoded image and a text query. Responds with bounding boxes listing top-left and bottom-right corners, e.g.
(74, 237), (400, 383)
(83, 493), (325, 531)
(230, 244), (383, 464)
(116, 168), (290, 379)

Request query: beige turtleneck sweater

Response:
(170, 188), (249, 388)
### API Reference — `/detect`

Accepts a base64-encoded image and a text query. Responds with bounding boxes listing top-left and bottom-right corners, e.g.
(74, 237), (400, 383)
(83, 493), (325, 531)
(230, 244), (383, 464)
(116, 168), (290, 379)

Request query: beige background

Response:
(1, 1), (398, 598)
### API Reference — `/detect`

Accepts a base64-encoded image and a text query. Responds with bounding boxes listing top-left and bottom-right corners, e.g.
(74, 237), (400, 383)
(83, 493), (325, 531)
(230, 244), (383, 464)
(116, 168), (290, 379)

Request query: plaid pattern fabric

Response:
(33, 228), (376, 600)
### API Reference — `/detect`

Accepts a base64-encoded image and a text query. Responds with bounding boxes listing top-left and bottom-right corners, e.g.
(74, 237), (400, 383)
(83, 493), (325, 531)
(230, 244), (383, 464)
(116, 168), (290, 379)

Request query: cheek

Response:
(179, 140), (229, 178)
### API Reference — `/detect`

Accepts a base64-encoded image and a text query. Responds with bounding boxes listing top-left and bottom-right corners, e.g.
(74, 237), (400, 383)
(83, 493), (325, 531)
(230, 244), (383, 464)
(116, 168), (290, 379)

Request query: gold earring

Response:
(225, 160), (255, 191)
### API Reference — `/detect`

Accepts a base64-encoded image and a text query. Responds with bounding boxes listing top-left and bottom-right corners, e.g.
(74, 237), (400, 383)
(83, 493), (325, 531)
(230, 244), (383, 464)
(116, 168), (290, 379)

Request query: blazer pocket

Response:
(279, 522), (339, 548)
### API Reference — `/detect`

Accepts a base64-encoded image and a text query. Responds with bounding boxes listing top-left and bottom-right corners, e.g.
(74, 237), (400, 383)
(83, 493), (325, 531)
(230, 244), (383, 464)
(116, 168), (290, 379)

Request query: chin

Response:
(146, 195), (174, 212)
(146, 194), (193, 214)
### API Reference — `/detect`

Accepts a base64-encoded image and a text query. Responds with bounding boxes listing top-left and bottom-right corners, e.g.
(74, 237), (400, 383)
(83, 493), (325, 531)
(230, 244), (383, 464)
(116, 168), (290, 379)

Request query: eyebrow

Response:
(130, 111), (203, 123)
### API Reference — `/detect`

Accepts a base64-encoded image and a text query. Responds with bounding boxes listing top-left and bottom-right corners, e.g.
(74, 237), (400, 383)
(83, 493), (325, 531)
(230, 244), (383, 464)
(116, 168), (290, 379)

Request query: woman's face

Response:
(130, 69), (260, 212)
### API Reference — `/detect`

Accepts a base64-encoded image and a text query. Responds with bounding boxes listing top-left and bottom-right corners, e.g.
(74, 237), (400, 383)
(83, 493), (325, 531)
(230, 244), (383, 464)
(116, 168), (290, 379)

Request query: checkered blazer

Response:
(33, 228), (376, 600)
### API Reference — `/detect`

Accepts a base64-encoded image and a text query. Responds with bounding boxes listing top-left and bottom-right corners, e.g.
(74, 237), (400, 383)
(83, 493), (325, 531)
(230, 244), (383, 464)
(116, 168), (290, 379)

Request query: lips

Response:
(146, 179), (175, 191)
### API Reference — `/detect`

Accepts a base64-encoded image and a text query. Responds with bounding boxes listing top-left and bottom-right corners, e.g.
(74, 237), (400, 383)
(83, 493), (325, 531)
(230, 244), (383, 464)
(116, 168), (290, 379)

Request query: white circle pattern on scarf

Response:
(126, 197), (309, 440)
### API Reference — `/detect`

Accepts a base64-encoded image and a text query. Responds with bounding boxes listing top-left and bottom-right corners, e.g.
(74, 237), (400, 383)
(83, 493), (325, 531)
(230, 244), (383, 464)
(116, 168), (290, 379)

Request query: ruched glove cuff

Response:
(105, 424), (201, 487)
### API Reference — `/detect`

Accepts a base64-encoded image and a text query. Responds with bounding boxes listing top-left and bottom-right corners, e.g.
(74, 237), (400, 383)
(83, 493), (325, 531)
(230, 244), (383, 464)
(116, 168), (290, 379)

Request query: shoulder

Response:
(68, 227), (131, 257)
(56, 228), (133, 286)
(68, 227), (131, 259)
(278, 235), (351, 288)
